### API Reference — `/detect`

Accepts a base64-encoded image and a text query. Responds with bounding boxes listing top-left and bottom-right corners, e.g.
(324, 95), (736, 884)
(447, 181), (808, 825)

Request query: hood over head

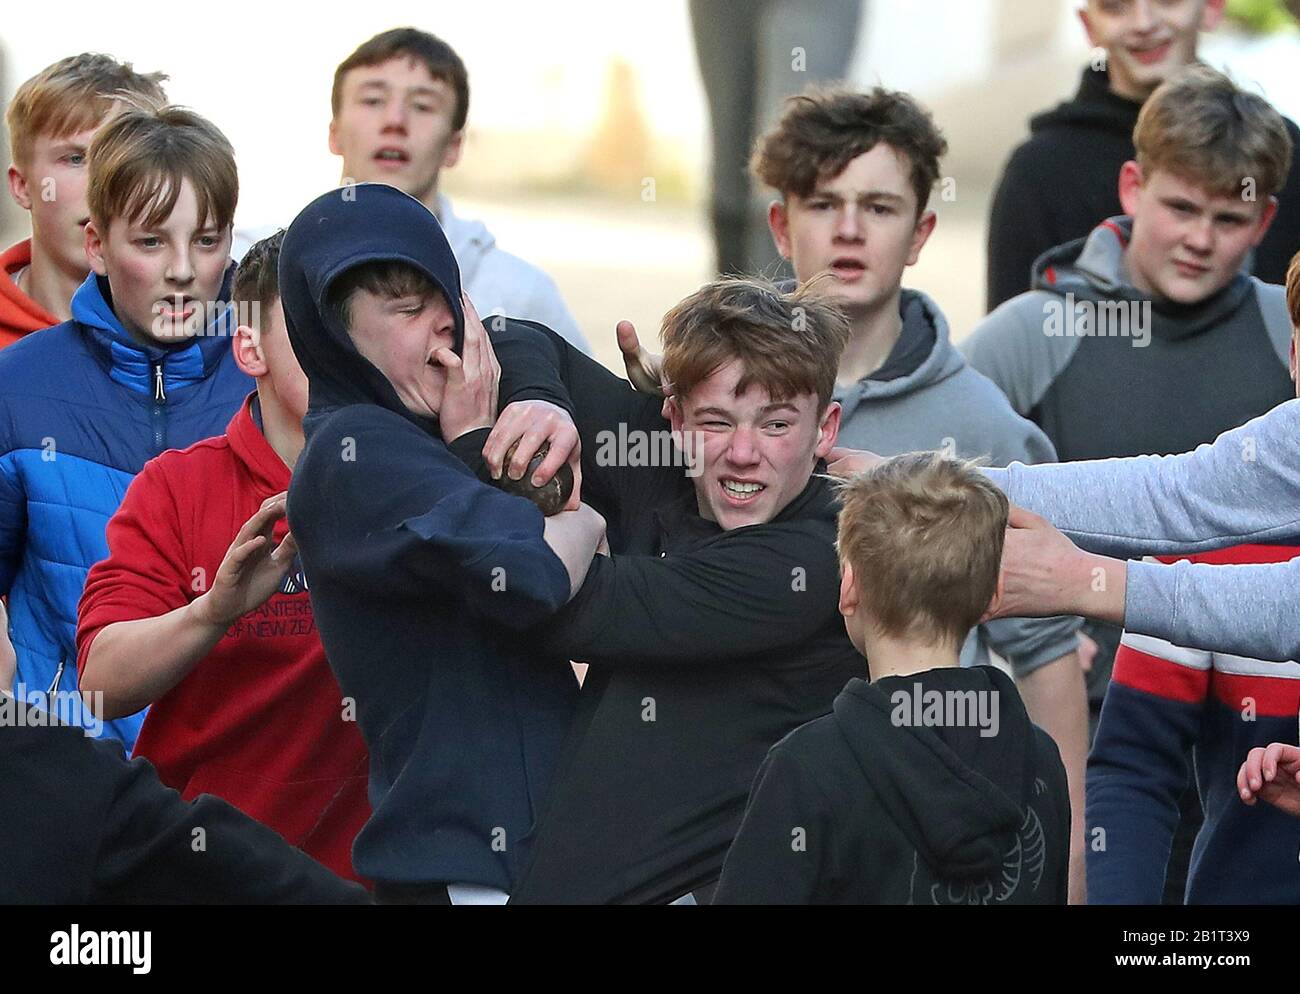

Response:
(280, 183), (465, 432)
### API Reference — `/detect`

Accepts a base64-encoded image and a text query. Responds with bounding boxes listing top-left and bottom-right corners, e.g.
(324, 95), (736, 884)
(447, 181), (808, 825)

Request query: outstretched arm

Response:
(988, 504), (1300, 663)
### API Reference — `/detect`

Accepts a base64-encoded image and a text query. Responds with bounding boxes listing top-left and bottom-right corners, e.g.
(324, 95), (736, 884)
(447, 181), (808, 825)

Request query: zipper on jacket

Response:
(46, 658), (66, 697)
(150, 361), (167, 454)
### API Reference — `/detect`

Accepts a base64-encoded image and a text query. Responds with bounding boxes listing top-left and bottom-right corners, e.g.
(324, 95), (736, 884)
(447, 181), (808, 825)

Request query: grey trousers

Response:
(690, 0), (864, 278)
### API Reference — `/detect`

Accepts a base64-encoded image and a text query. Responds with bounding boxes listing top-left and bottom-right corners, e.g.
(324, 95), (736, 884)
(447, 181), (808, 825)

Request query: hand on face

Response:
(435, 292), (500, 443)
(826, 446), (885, 478)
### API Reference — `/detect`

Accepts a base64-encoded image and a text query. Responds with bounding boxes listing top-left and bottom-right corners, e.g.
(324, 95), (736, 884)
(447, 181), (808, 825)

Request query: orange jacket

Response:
(0, 239), (58, 347)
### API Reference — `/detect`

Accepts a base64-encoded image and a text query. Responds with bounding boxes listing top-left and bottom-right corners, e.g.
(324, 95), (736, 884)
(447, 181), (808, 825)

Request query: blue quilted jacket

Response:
(0, 269), (252, 749)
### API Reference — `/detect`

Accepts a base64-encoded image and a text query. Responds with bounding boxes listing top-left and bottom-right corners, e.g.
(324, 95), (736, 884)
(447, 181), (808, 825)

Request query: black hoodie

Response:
(282, 184), (581, 891)
(492, 326), (867, 905)
(713, 666), (1070, 904)
(986, 65), (1300, 311)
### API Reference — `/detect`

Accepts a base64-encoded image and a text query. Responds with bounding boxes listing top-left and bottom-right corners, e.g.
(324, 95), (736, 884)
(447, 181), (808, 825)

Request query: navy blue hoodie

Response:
(282, 184), (579, 890)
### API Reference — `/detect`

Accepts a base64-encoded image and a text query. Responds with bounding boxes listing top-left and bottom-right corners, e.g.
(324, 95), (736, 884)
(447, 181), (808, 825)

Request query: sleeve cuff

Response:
(446, 427), (494, 483)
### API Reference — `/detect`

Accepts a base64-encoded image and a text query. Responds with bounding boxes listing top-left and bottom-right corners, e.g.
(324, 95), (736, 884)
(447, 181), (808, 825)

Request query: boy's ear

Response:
(232, 324), (267, 378)
(327, 117), (343, 158)
(838, 561), (858, 618)
(441, 130), (465, 171)
(768, 199), (793, 261)
(906, 209), (937, 267)
(815, 401), (842, 459)
(1289, 329), (1297, 384)
(7, 165), (32, 211)
(983, 555), (1007, 622)
(1251, 196), (1279, 247)
(1203, 0), (1226, 31)
(1076, 6), (1098, 48)
(84, 221), (109, 277)
(1117, 160), (1145, 216)
(666, 394), (685, 434)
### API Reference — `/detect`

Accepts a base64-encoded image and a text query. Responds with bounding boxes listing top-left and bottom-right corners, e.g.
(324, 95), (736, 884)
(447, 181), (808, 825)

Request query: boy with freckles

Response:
(0, 105), (252, 749)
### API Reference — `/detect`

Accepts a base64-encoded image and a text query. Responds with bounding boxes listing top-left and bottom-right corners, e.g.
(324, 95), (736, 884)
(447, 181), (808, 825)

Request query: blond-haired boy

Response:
(714, 453), (1070, 904)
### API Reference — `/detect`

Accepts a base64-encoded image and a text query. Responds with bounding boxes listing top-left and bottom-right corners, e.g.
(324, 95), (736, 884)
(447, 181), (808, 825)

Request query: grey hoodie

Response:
(437, 194), (592, 355)
(962, 216), (1293, 463)
(985, 397), (1300, 663)
(834, 289), (1081, 678)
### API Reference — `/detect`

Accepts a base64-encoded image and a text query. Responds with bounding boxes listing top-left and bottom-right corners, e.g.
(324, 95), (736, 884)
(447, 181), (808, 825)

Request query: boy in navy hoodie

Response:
(0, 105), (252, 749)
(282, 184), (605, 903)
(714, 452), (1070, 904)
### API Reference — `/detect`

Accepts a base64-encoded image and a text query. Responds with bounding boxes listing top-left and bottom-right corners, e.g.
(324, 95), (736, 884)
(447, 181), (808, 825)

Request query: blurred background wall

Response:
(2, 0), (1297, 370)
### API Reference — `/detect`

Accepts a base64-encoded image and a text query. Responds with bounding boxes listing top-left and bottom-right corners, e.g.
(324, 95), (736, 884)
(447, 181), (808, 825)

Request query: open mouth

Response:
(720, 478), (766, 504)
(1129, 41), (1172, 66)
(829, 258), (867, 280)
(156, 296), (197, 322)
(373, 147), (410, 166)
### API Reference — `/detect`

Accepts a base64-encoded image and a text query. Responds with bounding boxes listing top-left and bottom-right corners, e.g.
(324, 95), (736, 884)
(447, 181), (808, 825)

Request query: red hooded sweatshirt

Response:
(0, 239), (58, 346)
(77, 394), (370, 882)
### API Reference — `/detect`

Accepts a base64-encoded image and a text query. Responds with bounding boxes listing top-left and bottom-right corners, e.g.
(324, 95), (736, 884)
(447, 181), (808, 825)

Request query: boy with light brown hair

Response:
(0, 103), (251, 749)
(3, 53), (167, 343)
(714, 452), (1070, 904)
(986, 0), (1300, 309)
(963, 72), (1296, 902)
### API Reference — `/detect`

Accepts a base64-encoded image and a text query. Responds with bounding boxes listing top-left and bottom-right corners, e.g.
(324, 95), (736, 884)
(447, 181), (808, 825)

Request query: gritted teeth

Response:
(722, 479), (765, 498)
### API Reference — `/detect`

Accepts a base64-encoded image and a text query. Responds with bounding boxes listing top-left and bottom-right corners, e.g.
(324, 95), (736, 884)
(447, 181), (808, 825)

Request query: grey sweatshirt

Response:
(985, 398), (1300, 662)
(835, 289), (1081, 677)
(962, 215), (1293, 463)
